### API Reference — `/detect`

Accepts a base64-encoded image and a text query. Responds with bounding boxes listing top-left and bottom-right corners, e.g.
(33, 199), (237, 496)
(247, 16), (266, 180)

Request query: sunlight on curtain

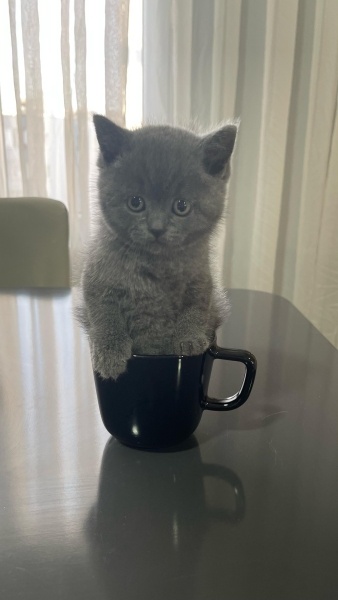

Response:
(0, 0), (141, 257)
(142, 0), (338, 349)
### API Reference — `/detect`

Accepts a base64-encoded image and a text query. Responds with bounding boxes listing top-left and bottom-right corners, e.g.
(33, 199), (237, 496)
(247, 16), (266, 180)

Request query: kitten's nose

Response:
(150, 227), (165, 239)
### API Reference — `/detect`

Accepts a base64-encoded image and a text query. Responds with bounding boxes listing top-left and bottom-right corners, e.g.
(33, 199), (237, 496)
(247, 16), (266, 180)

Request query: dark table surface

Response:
(0, 289), (337, 600)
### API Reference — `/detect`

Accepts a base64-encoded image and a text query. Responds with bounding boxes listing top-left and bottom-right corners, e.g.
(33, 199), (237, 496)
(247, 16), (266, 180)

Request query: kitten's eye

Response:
(172, 199), (191, 216)
(127, 196), (145, 212)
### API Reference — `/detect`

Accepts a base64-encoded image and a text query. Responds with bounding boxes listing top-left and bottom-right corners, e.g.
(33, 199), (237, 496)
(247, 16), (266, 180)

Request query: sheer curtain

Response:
(143, 0), (338, 349)
(0, 0), (133, 264)
(1, 0), (338, 349)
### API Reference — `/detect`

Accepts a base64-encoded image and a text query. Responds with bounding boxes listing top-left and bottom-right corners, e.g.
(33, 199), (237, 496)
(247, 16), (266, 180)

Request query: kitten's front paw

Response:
(173, 337), (210, 356)
(93, 353), (128, 380)
(91, 339), (132, 380)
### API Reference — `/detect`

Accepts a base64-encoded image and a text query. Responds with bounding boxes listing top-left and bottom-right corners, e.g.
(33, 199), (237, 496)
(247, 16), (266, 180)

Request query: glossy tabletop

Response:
(0, 289), (337, 599)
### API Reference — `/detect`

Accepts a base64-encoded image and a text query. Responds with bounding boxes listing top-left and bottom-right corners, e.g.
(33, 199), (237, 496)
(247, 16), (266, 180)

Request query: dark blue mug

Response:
(94, 341), (257, 449)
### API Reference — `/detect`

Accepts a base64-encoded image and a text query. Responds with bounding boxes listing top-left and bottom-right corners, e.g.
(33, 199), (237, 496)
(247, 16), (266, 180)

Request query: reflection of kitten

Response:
(78, 115), (237, 380)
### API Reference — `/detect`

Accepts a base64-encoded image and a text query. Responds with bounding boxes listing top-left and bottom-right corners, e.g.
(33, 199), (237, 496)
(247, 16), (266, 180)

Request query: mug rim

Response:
(129, 352), (206, 360)
(130, 338), (218, 360)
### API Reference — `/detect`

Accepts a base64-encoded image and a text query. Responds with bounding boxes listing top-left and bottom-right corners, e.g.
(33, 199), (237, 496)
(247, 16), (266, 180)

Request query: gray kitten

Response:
(77, 115), (237, 380)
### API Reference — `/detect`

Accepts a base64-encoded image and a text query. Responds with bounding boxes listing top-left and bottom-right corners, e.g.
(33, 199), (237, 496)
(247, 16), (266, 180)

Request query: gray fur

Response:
(77, 115), (237, 380)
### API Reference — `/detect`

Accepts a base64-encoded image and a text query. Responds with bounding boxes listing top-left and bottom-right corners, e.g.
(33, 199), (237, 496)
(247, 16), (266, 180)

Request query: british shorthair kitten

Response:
(77, 115), (237, 380)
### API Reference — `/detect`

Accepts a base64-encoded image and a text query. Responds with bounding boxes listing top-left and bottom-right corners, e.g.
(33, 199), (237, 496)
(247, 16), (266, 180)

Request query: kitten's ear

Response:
(201, 124), (238, 178)
(93, 114), (131, 164)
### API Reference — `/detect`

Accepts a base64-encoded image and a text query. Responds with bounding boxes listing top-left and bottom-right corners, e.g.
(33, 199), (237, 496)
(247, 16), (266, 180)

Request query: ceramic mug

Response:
(93, 340), (257, 449)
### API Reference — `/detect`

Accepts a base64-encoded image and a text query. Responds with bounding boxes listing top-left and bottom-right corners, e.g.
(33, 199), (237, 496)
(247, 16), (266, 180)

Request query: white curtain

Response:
(1, 0), (338, 349)
(0, 0), (130, 262)
(143, 0), (338, 349)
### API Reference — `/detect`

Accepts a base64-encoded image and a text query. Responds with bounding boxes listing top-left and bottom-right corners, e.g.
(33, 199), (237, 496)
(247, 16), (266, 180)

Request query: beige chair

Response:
(0, 197), (70, 288)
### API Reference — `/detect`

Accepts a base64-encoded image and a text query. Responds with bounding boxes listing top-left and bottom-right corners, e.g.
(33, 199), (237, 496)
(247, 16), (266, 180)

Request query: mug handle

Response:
(201, 343), (257, 411)
(203, 464), (245, 523)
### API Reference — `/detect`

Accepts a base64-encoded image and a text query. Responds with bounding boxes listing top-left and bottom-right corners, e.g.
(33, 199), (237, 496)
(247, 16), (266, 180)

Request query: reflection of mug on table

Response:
(94, 340), (257, 449)
(86, 439), (245, 599)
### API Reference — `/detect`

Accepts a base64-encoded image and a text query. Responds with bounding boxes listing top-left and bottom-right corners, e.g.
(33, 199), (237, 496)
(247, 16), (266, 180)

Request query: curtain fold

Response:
(0, 94), (9, 197)
(8, 0), (26, 194)
(249, 0), (298, 292)
(292, 0), (338, 346)
(105, 0), (129, 124)
(210, 0), (241, 124)
(74, 0), (90, 248)
(61, 0), (76, 254)
(21, 0), (47, 197)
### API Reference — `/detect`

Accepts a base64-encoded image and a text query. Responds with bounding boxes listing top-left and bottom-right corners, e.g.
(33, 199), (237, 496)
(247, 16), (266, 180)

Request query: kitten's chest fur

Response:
(111, 242), (210, 315)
